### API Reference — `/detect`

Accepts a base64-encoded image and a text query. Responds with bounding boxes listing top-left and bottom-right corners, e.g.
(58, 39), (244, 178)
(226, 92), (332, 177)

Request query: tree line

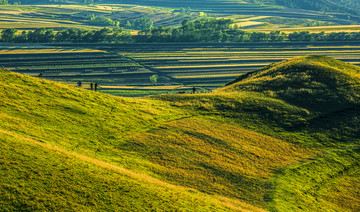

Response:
(1, 18), (360, 43)
(0, 0), (21, 5)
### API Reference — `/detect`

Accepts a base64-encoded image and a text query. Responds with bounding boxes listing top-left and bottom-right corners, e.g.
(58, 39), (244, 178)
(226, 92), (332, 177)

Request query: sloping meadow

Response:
(1, 55), (360, 211)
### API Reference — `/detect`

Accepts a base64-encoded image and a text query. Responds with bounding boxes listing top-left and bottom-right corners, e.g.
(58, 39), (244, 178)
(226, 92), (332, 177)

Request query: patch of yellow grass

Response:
(141, 57), (230, 60)
(0, 22), (85, 29)
(0, 10), (22, 15)
(250, 25), (360, 33)
(232, 21), (265, 27)
(38, 4), (112, 12)
(0, 48), (105, 54)
(173, 73), (242, 79)
(95, 5), (113, 10)
(101, 85), (184, 90)
(155, 63), (268, 69)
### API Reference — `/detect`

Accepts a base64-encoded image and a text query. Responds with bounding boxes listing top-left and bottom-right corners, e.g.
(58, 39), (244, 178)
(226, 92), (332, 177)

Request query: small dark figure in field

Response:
(90, 82), (93, 90)
(95, 83), (98, 91)
(77, 81), (82, 87)
(39, 73), (43, 77)
(192, 87), (196, 94)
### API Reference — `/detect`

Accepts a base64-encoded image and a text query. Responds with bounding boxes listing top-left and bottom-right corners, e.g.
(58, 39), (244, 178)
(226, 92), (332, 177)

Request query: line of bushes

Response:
(1, 18), (360, 43)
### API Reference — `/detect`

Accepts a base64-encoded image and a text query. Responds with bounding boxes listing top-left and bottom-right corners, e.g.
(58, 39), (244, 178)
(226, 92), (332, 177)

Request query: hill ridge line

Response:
(0, 129), (264, 212)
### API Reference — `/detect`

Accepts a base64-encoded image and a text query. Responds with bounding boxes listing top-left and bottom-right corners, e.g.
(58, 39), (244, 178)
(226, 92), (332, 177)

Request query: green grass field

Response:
(1, 55), (360, 211)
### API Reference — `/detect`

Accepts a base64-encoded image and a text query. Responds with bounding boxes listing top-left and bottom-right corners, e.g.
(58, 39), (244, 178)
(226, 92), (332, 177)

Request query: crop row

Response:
(0, 54), (129, 62)
(54, 41), (360, 52)
(16, 63), (142, 71)
(1, 59), (133, 68)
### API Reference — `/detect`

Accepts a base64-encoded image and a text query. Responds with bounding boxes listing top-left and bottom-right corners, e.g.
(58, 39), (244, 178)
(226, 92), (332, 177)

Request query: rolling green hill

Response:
(1, 56), (360, 211)
(223, 55), (360, 112)
(222, 55), (360, 142)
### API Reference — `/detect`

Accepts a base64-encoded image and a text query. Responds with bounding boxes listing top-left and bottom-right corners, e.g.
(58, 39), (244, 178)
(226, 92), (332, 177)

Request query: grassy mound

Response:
(222, 55), (360, 113)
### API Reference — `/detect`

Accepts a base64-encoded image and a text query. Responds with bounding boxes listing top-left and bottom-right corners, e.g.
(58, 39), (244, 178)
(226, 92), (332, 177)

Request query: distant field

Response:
(118, 0), (360, 26)
(2, 42), (360, 96)
(0, 5), (102, 30)
(0, 2), (358, 33)
(0, 4), (197, 31)
(117, 42), (360, 92)
(250, 25), (360, 33)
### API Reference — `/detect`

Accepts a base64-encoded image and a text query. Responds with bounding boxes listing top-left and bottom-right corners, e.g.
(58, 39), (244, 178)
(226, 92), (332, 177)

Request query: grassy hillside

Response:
(1, 129), (256, 211)
(0, 69), (315, 210)
(0, 69), (265, 211)
(223, 55), (360, 113)
(1, 56), (360, 211)
(154, 55), (360, 210)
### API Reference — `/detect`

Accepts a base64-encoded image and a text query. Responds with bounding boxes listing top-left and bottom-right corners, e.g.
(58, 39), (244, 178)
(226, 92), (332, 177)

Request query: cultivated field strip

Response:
(2, 42), (360, 96)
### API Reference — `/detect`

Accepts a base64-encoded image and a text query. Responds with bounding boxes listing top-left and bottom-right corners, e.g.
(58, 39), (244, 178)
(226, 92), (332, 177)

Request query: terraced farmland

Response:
(2, 41), (360, 96)
(1, 2), (359, 33)
(117, 0), (360, 25)
(0, 4), (196, 31)
(115, 42), (360, 92)
(0, 44), (154, 89)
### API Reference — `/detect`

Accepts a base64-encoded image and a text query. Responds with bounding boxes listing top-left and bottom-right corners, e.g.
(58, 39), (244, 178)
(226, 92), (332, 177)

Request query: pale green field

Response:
(0, 4), (197, 30)
(250, 25), (360, 33)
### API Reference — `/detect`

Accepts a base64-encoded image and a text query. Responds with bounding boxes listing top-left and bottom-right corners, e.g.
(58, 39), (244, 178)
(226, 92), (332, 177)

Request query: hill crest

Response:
(221, 55), (360, 112)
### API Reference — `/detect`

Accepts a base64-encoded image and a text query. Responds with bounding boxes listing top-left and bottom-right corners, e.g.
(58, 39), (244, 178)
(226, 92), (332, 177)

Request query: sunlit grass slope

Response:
(0, 69), (314, 210)
(212, 55), (360, 211)
(0, 69), (186, 154)
(218, 55), (360, 143)
(1, 130), (258, 211)
(1, 54), (360, 212)
(267, 148), (360, 211)
(151, 55), (360, 211)
(223, 55), (360, 113)
(0, 68), (316, 210)
(0, 69), (269, 211)
(123, 116), (315, 207)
